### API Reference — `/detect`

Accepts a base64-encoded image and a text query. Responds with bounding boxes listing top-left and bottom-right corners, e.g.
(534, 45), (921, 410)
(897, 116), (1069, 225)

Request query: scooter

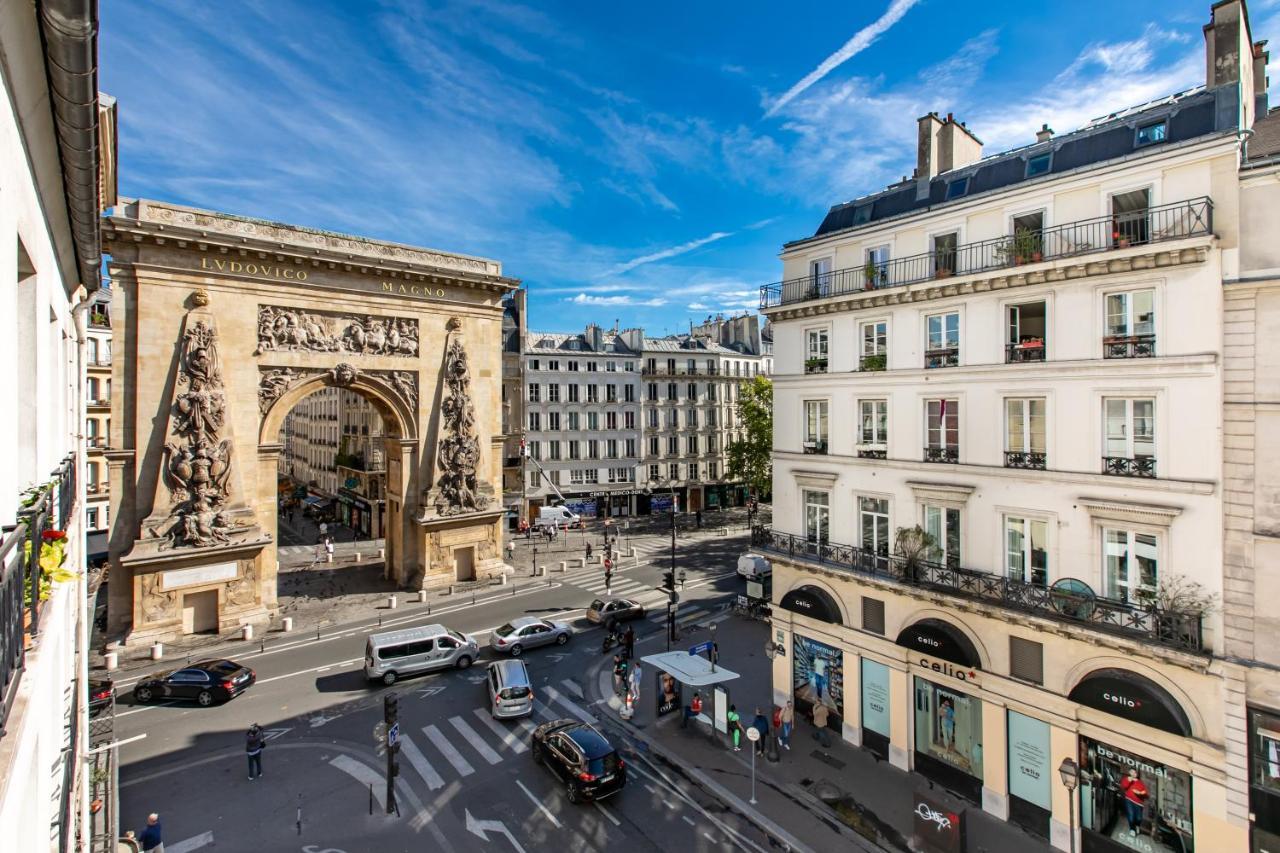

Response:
(601, 625), (623, 654)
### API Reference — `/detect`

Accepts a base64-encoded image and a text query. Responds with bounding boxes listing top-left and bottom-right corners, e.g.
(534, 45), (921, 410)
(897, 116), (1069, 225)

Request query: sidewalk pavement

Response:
(587, 616), (1056, 853)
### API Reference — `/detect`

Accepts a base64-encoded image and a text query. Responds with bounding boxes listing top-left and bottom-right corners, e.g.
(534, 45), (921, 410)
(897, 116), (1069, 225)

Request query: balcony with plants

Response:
(760, 196), (1213, 309)
(751, 524), (1205, 654)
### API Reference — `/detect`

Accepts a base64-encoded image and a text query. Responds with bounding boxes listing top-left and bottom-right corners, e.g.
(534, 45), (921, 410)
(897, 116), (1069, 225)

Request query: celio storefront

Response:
(768, 568), (1240, 852)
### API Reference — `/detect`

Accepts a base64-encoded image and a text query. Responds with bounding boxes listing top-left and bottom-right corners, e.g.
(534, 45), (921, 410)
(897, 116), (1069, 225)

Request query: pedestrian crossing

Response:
(333, 679), (598, 795)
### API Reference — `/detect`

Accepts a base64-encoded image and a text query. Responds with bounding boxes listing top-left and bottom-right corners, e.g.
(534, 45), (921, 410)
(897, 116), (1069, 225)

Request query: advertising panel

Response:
(861, 658), (891, 737)
(793, 635), (843, 723)
(1079, 737), (1194, 852)
(656, 671), (682, 717)
(1007, 711), (1052, 811)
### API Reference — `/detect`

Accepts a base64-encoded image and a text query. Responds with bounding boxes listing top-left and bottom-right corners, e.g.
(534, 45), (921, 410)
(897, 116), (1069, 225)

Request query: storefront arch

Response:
(1067, 664), (1195, 738)
(777, 576), (849, 625)
(894, 610), (989, 669)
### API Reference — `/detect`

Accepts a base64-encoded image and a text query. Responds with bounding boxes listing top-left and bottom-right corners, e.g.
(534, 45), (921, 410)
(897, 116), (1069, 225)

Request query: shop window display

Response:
(792, 635), (844, 724)
(914, 678), (983, 779)
(1079, 737), (1193, 853)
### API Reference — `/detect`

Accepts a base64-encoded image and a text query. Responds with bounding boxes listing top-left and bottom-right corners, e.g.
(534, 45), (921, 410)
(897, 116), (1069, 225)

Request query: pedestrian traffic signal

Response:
(662, 571), (675, 592)
(384, 691), (399, 726)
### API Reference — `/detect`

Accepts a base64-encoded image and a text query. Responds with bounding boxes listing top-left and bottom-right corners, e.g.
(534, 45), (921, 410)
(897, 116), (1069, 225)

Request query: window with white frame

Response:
(606, 439), (618, 458)
(866, 246), (889, 285)
(1005, 398), (1046, 464)
(528, 471), (540, 489)
(547, 383), (560, 403)
(1005, 517), (1048, 585)
(709, 461), (718, 478)
(923, 505), (960, 568)
(687, 462), (699, 480)
(806, 328), (829, 372)
(647, 409), (658, 428)
(568, 412), (580, 431)
(804, 400), (829, 451)
(625, 438), (636, 457)
(1105, 289), (1156, 351)
(809, 257), (833, 295)
(858, 496), (889, 555)
(648, 464), (660, 482)
(1103, 528), (1158, 604)
(804, 490), (830, 543)
(587, 440), (599, 459)
(570, 469), (585, 485)
(606, 361), (617, 372)
(707, 409), (717, 427)
(925, 312), (960, 367)
(668, 462), (679, 481)
(528, 411), (541, 431)
(587, 385), (599, 403)
(547, 441), (561, 461)
(547, 360), (558, 371)
(1104, 398), (1155, 461)
(606, 412), (617, 430)
(924, 399), (959, 453)
(707, 383), (716, 401)
(858, 399), (888, 448)
(860, 320), (887, 370)
(587, 412), (599, 430)
(687, 408), (698, 428)
(547, 412), (560, 431)
(584, 468), (599, 484)
(528, 440), (541, 460)
(624, 385), (636, 402)
(528, 383), (540, 402)
(568, 384), (580, 403)
(667, 436), (678, 455)
(648, 436), (659, 456)
(687, 435), (698, 454)
(624, 411), (635, 429)
(567, 440), (580, 460)
(606, 384), (617, 402)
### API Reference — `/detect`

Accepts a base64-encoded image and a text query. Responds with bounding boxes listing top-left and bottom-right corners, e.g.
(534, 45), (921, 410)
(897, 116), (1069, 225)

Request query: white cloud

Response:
(570, 293), (667, 307)
(609, 231), (735, 276)
(764, 0), (921, 117)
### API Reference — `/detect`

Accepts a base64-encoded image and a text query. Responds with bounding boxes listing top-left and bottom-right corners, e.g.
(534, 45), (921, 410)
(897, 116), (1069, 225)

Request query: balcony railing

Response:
(1, 454), (76, 736)
(1103, 455), (1156, 478)
(1103, 334), (1156, 359)
(751, 525), (1204, 653)
(761, 197), (1214, 309)
(924, 347), (959, 369)
(642, 366), (722, 377)
(859, 354), (887, 372)
(923, 446), (958, 464)
(1004, 450), (1047, 470)
(857, 448), (887, 460)
(802, 440), (829, 455)
(1006, 342), (1046, 363)
(804, 357), (828, 374)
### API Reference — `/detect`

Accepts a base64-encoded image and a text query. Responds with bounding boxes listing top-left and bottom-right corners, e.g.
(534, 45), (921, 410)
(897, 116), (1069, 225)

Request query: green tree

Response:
(727, 375), (773, 500)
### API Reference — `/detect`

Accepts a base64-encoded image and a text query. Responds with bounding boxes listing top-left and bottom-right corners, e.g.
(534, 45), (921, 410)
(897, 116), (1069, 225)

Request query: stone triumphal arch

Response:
(102, 200), (518, 640)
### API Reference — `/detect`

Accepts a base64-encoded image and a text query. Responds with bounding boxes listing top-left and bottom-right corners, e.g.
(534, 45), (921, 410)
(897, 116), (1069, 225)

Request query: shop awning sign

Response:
(895, 619), (982, 669)
(778, 585), (843, 625)
(1067, 668), (1192, 737)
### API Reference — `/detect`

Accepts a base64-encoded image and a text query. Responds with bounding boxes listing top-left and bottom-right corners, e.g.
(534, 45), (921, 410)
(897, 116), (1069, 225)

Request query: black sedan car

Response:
(531, 719), (626, 803)
(88, 678), (114, 717)
(133, 659), (256, 707)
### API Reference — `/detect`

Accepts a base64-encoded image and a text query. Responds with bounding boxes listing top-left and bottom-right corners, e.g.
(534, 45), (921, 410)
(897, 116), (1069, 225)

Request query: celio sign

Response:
(915, 655), (980, 684)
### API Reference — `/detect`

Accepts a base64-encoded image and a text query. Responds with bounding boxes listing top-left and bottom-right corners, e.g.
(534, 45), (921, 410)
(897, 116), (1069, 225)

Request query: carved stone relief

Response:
(432, 335), (489, 516)
(257, 366), (419, 418)
(255, 305), (419, 357)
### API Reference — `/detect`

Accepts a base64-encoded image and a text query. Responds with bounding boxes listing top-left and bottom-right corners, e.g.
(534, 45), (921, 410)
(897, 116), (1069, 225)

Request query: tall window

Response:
(587, 412), (599, 430)
(527, 383), (540, 402)
(858, 496), (889, 555)
(1104, 398), (1155, 475)
(1005, 517), (1048, 585)
(667, 436), (678, 455)
(625, 438), (636, 457)
(606, 439), (618, 459)
(923, 505), (960, 568)
(707, 409), (717, 427)
(606, 384), (617, 402)
(647, 383), (658, 402)
(709, 461), (719, 479)
(587, 385), (598, 403)
(860, 321), (887, 371)
(547, 441), (561, 461)
(924, 399), (959, 459)
(624, 385), (636, 403)
(932, 232), (957, 276)
(1103, 529), (1158, 603)
(606, 412), (617, 430)
(804, 490), (830, 543)
(1104, 290), (1156, 358)
(707, 384), (716, 402)
(804, 400), (829, 452)
(647, 409), (658, 428)
(666, 383), (677, 401)
(687, 408), (698, 428)
(568, 412), (579, 431)
(687, 435), (698, 454)
(648, 464), (660, 483)
(866, 246), (889, 286)
(587, 440), (599, 460)
(624, 411), (635, 429)
(648, 436), (659, 456)
(809, 257), (832, 297)
(925, 312), (960, 368)
(547, 383), (560, 403)
(858, 399), (888, 449)
(547, 412), (560, 431)
(528, 412), (541, 431)
(1005, 398), (1046, 467)
(668, 462), (679, 482)
(568, 384), (580, 403)
(806, 329), (829, 373)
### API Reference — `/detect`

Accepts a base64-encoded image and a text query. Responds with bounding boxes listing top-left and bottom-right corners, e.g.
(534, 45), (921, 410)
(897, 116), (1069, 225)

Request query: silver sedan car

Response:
(490, 616), (572, 656)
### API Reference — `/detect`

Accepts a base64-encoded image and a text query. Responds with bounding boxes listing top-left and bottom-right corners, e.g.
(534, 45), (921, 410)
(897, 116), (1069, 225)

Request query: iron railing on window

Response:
(751, 525), (1204, 653)
(924, 348), (959, 369)
(802, 440), (829, 455)
(1103, 455), (1156, 478)
(1006, 343), (1047, 363)
(760, 196), (1214, 309)
(923, 446), (959, 464)
(1103, 334), (1156, 359)
(857, 448), (887, 460)
(1004, 450), (1047, 470)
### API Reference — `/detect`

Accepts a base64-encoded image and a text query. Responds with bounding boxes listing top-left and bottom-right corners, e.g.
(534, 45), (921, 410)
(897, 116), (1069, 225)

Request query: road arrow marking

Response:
(260, 727), (291, 741)
(465, 809), (526, 852)
(545, 653), (568, 663)
(416, 684), (447, 699)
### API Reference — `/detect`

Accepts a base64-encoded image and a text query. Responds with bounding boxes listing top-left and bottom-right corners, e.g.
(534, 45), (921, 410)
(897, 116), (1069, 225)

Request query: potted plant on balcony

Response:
(863, 259), (879, 290)
(860, 353), (887, 372)
(1137, 575), (1217, 648)
(804, 357), (827, 373)
(894, 525), (936, 583)
(934, 266), (953, 280)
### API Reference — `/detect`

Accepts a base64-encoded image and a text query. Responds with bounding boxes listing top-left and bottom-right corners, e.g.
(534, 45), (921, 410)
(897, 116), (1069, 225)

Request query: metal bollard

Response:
(282, 616), (294, 632)
(418, 590), (428, 603)
(242, 624), (254, 641)
(501, 574), (508, 586)
(151, 642), (164, 660)
(387, 595), (398, 609)
(558, 561), (567, 573)
(104, 652), (118, 670)
(326, 553), (333, 563)
(379, 547), (386, 559)
(354, 553), (362, 563)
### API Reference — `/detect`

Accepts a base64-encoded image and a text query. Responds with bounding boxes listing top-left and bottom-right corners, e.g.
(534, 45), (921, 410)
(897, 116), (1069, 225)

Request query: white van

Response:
(364, 624), (479, 686)
(535, 505), (579, 530)
(737, 553), (772, 581)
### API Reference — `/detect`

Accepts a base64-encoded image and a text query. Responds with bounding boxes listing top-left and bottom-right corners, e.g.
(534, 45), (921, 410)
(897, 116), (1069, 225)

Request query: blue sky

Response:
(102, 0), (1279, 334)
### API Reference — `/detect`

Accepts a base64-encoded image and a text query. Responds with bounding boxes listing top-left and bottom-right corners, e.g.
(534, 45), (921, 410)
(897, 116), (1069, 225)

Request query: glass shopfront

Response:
(1007, 710), (1052, 838)
(1249, 707), (1280, 852)
(914, 677), (984, 803)
(1079, 737), (1193, 853)
(860, 658), (891, 759)
(793, 635), (844, 724)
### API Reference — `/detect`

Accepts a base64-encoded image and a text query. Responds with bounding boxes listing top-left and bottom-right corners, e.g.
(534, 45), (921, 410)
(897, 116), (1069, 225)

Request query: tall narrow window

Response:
(809, 257), (832, 298)
(805, 490), (830, 543)
(1104, 290), (1156, 358)
(1005, 398), (1046, 469)
(932, 232), (958, 277)
(923, 505), (960, 569)
(858, 496), (889, 556)
(924, 399), (959, 463)
(1005, 517), (1048, 585)
(866, 246), (890, 288)
(1006, 300), (1047, 363)
(1103, 398), (1155, 477)
(860, 321), (887, 371)
(858, 399), (888, 459)
(1103, 529), (1158, 604)
(804, 400), (829, 454)
(925, 312), (959, 368)
(1111, 188), (1151, 246)
(805, 329), (829, 373)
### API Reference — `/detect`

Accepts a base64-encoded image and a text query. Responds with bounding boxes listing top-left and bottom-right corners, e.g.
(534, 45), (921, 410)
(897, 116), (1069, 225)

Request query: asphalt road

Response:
(114, 528), (760, 853)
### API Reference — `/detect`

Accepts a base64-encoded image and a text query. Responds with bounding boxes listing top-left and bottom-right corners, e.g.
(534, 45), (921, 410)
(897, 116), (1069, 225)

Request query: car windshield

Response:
(208, 661), (240, 675)
(589, 599), (605, 611)
(448, 630), (467, 643)
(496, 623), (515, 637)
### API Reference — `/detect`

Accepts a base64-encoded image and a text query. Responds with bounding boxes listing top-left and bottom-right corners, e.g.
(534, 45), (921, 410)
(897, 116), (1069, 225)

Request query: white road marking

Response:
(166, 831), (214, 853)
(423, 723), (474, 776)
(398, 734), (445, 791)
(470, 707), (528, 753)
(681, 815), (696, 826)
(258, 657), (364, 686)
(329, 754), (384, 809)
(593, 801), (621, 827)
(115, 701), (178, 718)
(449, 716), (503, 765)
(545, 684), (594, 724)
(703, 832), (719, 843)
(514, 717), (538, 739)
(516, 779), (561, 828)
(532, 698), (559, 721)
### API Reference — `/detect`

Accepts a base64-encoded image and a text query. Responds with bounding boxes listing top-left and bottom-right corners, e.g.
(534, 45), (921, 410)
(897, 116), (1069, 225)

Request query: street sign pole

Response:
(746, 726), (760, 804)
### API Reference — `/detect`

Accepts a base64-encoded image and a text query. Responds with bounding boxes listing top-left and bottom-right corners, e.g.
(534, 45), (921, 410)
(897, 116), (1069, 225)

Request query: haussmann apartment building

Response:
(758, 2), (1271, 851)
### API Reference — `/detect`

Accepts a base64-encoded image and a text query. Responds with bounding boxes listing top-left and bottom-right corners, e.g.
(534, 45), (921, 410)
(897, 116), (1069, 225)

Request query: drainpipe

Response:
(72, 291), (93, 852)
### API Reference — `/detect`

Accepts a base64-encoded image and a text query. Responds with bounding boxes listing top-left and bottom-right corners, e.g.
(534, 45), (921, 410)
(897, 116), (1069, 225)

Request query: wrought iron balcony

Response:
(857, 448), (887, 460)
(751, 525), (1204, 653)
(1004, 450), (1047, 470)
(1103, 334), (1156, 359)
(760, 197), (1214, 309)
(804, 357), (828, 374)
(641, 366), (722, 377)
(1103, 455), (1156, 478)
(925, 347), (959, 369)
(1006, 342), (1047, 363)
(802, 439), (829, 455)
(923, 446), (958, 464)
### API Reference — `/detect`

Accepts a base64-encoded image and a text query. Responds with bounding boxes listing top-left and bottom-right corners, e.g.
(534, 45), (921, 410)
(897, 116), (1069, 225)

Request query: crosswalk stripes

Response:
(422, 723), (475, 777)
(329, 754), (386, 808)
(449, 716), (503, 765)
(398, 734), (446, 790)
(544, 683), (594, 723)
(470, 707), (529, 753)
(514, 716), (539, 738)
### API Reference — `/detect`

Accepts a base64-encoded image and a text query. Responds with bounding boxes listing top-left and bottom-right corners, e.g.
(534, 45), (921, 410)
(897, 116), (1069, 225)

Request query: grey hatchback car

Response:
(490, 616), (572, 656)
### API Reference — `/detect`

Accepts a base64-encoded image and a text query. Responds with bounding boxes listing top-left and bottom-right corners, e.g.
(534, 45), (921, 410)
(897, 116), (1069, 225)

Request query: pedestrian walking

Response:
(324, 537), (334, 558)
(771, 704), (784, 752)
(812, 701), (831, 748)
(138, 813), (164, 852)
(727, 704), (742, 751)
(246, 722), (265, 780)
(612, 655), (628, 696)
(752, 707), (770, 756)
(780, 700), (794, 750)
(695, 509), (702, 528)
(628, 662), (642, 702)
(506, 540), (515, 562)
(318, 521), (328, 538)
(623, 625), (635, 660)
(585, 542), (593, 562)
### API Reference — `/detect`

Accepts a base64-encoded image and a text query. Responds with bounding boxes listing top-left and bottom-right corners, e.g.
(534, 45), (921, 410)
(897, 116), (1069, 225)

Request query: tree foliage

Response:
(726, 376), (773, 499)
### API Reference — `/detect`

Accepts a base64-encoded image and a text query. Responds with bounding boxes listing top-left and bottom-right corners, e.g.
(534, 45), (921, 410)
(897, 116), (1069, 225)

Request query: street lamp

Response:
(648, 477), (679, 649)
(1059, 757), (1079, 853)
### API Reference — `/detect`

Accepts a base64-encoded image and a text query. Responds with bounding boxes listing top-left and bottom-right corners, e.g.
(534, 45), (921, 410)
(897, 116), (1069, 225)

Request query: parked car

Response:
(585, 597), (646, 629)
(490, 616), (571, 656)
(534, 505), (579, 530)
(132, 659), (255, 707)
(486, 658), (534, 719)
(531, 719), (626, 803)
(88, 678), (114, 717)
(364, 625), (479, 686)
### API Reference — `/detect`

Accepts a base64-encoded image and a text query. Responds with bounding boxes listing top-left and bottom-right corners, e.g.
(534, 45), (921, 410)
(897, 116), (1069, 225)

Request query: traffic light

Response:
(661, 571), (675, 592)
(384, 691), (399, 725)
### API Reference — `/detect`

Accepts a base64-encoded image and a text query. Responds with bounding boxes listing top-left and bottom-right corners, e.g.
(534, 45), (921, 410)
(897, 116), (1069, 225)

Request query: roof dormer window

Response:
(1135, 119), (1168, 147)
(852, 203), (872, 225)
(1025, 153), (1051, 177)
(945, 177), (969, 200)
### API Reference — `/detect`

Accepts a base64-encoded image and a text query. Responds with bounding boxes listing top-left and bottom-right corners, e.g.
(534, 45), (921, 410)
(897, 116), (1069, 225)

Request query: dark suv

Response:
(531, 719), (626, 803)
(132, 659), (256, 707)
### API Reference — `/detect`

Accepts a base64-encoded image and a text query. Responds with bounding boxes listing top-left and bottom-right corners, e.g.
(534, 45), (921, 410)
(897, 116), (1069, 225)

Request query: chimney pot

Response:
(1035, 123), (1054, 143)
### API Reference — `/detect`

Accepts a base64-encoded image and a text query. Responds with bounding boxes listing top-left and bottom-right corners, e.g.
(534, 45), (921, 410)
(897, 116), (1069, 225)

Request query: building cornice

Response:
(770, 352), (1218, 385)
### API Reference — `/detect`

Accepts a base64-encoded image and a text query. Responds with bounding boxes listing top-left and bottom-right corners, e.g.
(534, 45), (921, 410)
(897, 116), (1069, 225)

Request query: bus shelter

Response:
(640, 651), (739, 739)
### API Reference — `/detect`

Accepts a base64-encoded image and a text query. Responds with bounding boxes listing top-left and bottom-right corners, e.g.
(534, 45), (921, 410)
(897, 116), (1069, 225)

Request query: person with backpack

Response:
(727, 704), (742, 752)
(246, 723), (265, 780)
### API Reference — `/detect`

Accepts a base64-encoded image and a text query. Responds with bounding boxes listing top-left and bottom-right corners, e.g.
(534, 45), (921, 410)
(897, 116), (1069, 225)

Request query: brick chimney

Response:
(1035, 123), (1054, 143)
(915, 112), (945, 180)
(915, 112), (983, 199)
(1204, 0), (1266, 128)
